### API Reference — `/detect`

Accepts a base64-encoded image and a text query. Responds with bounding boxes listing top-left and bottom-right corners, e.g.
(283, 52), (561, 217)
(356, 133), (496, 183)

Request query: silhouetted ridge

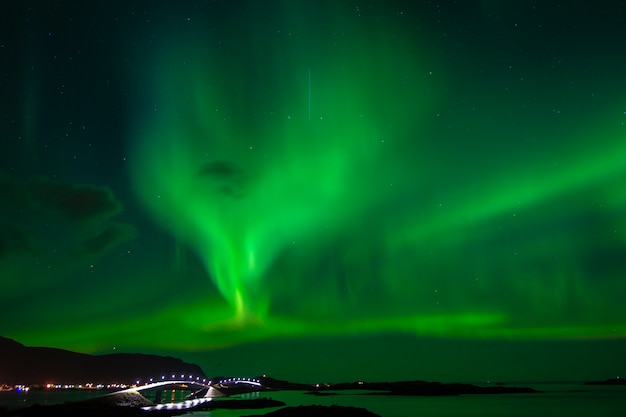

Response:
(0, 336), (206, 384)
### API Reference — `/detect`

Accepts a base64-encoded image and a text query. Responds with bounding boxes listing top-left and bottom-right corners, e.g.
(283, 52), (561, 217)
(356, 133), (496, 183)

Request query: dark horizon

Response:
(2, 335), (623, 386)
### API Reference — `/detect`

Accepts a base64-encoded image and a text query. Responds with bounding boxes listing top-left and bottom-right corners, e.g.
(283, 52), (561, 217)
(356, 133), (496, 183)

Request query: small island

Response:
(583, 377), (626, 386)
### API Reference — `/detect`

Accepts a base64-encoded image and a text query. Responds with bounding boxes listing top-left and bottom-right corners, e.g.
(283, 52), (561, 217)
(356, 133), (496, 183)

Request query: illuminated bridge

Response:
(104, 377), (264, 411)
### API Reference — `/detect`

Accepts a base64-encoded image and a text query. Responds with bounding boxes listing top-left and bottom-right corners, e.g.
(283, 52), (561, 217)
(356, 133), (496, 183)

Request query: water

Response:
(1, 383), (623, 416)
(0, 388), (109, 410)
(185, 383), (626, 417)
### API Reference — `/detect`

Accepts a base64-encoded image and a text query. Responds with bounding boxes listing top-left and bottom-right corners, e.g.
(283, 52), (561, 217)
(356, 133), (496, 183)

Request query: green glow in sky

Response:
(3, 1), (626, 383)
(128, 3), (626, 344)
(131, 29), (439, 327)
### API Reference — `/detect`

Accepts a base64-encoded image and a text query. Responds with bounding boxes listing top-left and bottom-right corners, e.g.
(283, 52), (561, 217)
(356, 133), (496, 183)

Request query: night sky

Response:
(2, 1), (626, 383)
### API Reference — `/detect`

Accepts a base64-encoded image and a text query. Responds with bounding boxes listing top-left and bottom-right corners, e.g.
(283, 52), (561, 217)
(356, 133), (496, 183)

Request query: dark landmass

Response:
(0, 336), (206, 385)
(258, 376), (313, 390)
(242, 405), (382, 417)
(262, 377), (538, 396)
(358, 380), (538, 396)
(584, 377), (626, 385)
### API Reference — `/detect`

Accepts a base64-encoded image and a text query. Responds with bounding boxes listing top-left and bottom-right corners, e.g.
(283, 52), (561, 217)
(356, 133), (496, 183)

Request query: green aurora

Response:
(2, 1), (626, 382)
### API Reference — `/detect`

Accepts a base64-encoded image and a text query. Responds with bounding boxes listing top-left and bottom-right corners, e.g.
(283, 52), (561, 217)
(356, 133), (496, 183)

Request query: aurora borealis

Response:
(2, 1), (626, 382)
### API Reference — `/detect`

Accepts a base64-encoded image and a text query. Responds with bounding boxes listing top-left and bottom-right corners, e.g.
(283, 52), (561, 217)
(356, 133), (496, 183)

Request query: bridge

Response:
(102, 377), (264, 411)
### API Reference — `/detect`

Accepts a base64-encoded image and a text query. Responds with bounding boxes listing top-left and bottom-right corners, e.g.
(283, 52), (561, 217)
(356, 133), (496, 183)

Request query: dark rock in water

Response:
(584, 377), (626, 385)
(242, 404), (382, 417)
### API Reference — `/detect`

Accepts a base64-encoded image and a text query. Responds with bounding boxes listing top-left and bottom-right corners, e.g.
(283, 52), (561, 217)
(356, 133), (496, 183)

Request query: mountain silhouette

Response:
(0, 336), (206, 385)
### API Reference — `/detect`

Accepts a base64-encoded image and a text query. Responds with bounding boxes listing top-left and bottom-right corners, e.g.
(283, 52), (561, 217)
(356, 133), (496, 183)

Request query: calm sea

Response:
(1, 382), (623, 417)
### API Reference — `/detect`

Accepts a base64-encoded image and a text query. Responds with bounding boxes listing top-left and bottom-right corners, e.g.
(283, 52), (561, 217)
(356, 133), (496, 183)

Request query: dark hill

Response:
(0, 336), (206, 385)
